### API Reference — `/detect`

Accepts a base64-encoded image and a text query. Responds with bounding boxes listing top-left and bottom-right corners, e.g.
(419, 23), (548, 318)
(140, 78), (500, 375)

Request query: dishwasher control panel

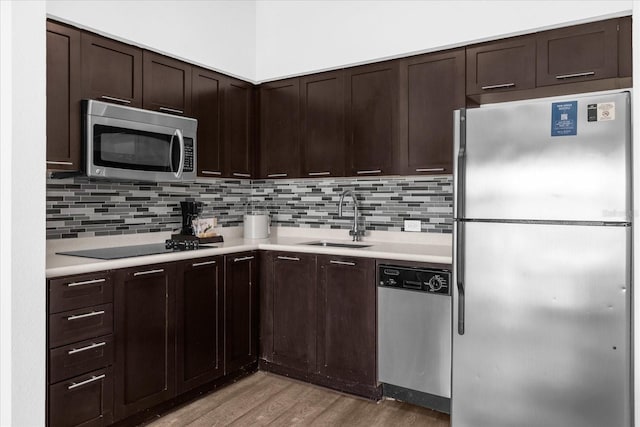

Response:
(378, 265), (451, 295)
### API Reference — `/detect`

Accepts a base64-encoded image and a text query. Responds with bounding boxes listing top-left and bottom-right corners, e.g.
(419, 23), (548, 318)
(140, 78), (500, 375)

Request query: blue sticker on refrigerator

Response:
(551, 101), (577, 136)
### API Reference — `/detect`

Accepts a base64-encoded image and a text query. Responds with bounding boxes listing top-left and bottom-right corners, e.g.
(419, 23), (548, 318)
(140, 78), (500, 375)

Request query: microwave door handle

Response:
(174, 128), (185, 179)
(168, 132), (175, 173)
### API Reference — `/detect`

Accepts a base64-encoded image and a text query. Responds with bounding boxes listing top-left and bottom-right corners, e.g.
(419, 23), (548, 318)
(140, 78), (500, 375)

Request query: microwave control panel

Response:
(184, 139), (194, 172)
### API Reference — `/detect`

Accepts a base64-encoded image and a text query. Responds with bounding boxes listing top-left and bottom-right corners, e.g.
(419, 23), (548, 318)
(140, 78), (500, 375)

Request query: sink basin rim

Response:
(300, 240), (373, 249)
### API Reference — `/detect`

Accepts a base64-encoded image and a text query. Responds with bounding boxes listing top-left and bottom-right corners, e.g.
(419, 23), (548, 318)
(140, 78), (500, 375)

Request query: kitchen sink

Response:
(301, 241), (372, 249)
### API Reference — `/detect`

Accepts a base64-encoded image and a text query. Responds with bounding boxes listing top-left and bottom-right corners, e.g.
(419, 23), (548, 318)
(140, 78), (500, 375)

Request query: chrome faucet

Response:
(338, 190), (365, 241)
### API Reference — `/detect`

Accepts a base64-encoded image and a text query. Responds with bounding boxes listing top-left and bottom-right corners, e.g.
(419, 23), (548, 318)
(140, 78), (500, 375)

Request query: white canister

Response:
(244, 214), (270, 239)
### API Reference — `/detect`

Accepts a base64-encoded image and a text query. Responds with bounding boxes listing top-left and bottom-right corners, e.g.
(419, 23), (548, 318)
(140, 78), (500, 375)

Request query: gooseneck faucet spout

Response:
(338, 190), (365, 242)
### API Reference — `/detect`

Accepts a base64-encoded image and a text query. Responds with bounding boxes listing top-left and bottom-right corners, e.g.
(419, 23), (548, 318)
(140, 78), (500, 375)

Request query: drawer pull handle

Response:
(234, 256), (254, 262)
(330, 260), (356, 266)
(233, 173), (251, 178)
(133, 268), (164, 277)
(67, 310), (105, 321)
(67, 278), (106, 288)
(46, 161), (73, 166)
(416, 167), (445, 173)
(481, 83), (515, 90)
(201, 170), (222, 176)
(68, 374), (106, 390)
(68, 341), (106, 355)
(356, 169), (382, 175)
(308, 172), (331, 176)
(192, 260), (217, 267)
(100, 95), (131, 104)
(159, 106), (184, 114)
(267, 173), (288, 178)
(277, 256), (300, 261)
(555, 71), (595, 80)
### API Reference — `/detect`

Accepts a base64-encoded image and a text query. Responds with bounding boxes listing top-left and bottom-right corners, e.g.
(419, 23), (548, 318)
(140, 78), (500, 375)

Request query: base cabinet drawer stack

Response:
(47, 271), (114, 427)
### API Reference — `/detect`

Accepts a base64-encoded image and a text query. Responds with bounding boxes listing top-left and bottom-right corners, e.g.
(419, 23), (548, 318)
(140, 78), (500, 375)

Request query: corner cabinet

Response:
(193, 67), (224, 177)
(224, 78), (255, 179)
(113, 263), (176, 421)
(345, 61), (399, 177)
(46, 21), (82, 172)
(399, 49), (465, 175)
(259, 78), (301, 179)
(224, 252), (259, 372)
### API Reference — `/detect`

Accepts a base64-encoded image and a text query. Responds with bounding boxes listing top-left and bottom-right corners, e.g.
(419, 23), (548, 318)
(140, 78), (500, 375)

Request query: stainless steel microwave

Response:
(83, 100), (197, 182)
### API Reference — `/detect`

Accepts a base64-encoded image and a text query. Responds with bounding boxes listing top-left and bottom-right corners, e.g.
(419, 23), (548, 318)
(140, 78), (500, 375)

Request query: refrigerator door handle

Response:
(456, 221), (465, 335)
(454, 109), (466, 219)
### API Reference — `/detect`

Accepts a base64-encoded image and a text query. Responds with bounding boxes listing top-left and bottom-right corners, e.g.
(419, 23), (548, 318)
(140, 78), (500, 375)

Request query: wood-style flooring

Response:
(147, 371), (451, 426)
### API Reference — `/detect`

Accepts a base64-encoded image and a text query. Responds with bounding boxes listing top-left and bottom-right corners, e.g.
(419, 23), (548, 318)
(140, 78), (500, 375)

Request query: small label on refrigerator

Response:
(551, 101), (577, 136)
(587, 104), (598, 122)
(597, 102), (615, 121)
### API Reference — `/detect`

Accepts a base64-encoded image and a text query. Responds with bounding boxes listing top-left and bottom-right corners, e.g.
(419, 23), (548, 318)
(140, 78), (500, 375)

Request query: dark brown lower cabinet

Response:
(317, 256), (376, 386)
(176, 256), (225, 393)
(113, 263), (176, 421)
(49, 367), (114, 427)
(260, 252), (317, 372)
(224, 252), (259, 372)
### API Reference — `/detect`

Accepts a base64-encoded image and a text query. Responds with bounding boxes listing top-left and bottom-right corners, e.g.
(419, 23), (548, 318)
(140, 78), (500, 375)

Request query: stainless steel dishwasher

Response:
(377, 264), (451, 413)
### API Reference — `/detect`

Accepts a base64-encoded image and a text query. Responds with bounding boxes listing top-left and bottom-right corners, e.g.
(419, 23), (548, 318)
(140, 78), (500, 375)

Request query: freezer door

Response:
(456, 91), (631, 222)
(452, 221), (631, 427)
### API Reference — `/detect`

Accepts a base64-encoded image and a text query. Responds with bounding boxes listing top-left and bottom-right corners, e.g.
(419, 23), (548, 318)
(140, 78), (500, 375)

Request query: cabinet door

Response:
(618, 17), (632, 78)
(261, 252), (317, 372)
(224, 78), (255, 179)
(224, 252), (258, 372)
(259, 78), (300, 179)
(113, 264), (176, 421)
(345, 62), (399, 176)
(81, 33), (142, 107)
(317, 256), (376, 385)
(193, 67), (223, 177)
(176, 256), (224, 393)
(537, 19), (619, 86)
(143, 51), (192, 115)
(46, 21), (81, 172)
(300, 71), (345, 178)
(466, 36), (536, 95)
(399, 49), (465, 175)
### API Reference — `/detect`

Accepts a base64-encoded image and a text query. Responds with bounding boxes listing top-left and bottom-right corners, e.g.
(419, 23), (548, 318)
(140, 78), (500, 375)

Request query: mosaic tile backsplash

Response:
(46, 175), (453, 239)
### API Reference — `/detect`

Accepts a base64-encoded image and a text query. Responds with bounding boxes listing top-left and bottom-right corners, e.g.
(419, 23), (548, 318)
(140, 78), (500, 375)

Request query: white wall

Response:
(46, 0), (257, 81)
(256, 0), (632, 82)
(0, 1), (47, 426)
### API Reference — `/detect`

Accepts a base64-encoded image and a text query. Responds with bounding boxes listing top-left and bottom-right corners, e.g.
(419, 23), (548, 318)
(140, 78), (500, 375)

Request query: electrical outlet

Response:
(404, 220), (421, 232)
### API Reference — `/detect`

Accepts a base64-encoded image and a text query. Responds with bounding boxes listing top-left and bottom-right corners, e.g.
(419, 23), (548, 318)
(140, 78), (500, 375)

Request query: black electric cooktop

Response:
(58, 243), (216, 260)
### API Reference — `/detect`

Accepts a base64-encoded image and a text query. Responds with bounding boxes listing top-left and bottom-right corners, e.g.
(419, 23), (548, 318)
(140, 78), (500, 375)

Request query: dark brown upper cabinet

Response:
(399, 49), (465, 175)
(345, 61), (399, 177)
(536, 19), (619, 87)
(466, 35), (536, 95)
(260, 252), (317, 373)
(192, 67), (223, 177)
(224, 78), (255, 179)
(143, 51), (192, 116)
(81, 33), (143, 107)
(300, 71), (346, 178)
(46, 21), (82, 172)
(224, 252), (259, 373)
(176, 256), (225, 394)
(113, 263), (176, 421)
(619, 17), (632, 78)
(259, 78), (301, 179)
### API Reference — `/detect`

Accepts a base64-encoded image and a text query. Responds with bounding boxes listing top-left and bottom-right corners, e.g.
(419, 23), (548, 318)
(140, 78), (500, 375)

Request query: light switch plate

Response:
(404, 220), (421, 232)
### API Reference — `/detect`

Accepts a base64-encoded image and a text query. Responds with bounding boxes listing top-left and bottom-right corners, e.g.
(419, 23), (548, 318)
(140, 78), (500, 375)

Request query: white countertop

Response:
(46, 227), (452, 278)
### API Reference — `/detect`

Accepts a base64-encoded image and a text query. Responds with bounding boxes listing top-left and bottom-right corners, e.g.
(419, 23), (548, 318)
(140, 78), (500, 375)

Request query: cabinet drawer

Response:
(49, 367), (114, 427)
(50, 335), (114, 384)
(50, 304), (113, 348)
(49, 272), (112, 314)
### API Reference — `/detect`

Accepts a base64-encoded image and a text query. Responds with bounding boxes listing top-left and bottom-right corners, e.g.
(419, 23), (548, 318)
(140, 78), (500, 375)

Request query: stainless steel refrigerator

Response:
(452, 91), (632, 427)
